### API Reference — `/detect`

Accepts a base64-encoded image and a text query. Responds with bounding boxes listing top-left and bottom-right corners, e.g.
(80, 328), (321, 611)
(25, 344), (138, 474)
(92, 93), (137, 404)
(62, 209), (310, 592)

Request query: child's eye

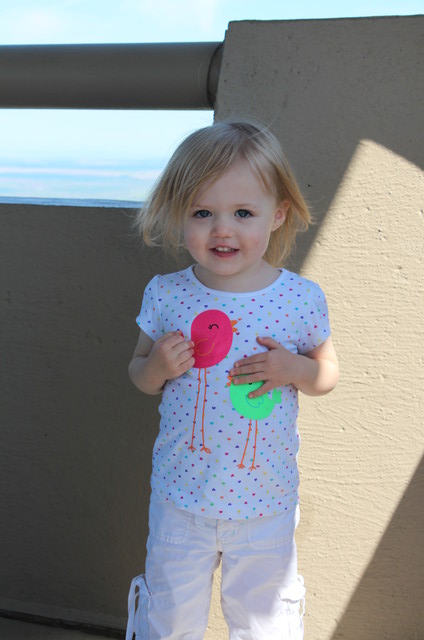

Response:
(193, 209), (211, 218)
(235, 209), (252, 218)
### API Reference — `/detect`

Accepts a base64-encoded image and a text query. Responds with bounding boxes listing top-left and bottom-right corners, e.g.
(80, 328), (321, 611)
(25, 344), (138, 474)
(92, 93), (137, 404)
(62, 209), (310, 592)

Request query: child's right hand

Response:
(129, 330), (195, 395)
(148, 331), (195, 381)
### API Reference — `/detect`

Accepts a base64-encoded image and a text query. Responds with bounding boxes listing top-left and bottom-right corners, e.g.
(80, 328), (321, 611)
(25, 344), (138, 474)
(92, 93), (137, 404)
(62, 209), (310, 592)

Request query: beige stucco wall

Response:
(0, 15), (423, 640)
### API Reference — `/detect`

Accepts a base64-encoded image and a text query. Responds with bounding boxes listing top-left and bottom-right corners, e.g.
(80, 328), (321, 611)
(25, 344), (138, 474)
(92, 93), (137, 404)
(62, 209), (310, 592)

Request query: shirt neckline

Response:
(186, 264), (289, 296)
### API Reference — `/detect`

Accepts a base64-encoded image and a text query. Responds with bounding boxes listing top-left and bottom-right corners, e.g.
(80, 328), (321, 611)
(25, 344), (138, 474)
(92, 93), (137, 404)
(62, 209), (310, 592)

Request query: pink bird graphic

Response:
(188, 309), (238, 453)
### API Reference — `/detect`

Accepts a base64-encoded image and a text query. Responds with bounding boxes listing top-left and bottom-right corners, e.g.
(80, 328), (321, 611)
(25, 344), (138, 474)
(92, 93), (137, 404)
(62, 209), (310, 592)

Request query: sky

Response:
(0, 0), (422, 201)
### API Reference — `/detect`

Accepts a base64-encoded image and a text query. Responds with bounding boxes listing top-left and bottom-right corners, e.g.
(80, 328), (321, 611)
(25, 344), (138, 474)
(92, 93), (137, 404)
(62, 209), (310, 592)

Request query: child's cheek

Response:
(251, 231), (271, 253)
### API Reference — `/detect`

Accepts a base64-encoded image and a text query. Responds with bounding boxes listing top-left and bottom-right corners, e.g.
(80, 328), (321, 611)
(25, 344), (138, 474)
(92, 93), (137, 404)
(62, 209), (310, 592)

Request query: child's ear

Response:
(272, 199), (290, 231)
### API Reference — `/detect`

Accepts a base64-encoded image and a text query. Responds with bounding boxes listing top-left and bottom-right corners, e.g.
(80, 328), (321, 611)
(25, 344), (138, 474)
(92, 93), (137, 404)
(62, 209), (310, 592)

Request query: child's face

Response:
(183, 159), (288, 291)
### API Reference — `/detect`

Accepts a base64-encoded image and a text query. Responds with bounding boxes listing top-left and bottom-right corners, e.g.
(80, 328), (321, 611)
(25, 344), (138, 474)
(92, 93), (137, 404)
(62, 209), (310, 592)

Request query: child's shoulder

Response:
(280, 269), (328, 309)
(144, 266), (193, 291)
(282, 268), (324, 291)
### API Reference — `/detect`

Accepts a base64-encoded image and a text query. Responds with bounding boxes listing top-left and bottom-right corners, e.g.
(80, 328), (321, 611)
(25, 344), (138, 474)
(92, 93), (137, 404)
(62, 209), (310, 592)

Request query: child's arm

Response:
(229, 335), (339, 399)
(129, 330), (195, 395)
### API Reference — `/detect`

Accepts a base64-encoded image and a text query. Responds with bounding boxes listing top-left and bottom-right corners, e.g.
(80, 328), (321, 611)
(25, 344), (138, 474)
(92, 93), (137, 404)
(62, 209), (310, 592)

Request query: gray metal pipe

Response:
(0, 42), (223, 110)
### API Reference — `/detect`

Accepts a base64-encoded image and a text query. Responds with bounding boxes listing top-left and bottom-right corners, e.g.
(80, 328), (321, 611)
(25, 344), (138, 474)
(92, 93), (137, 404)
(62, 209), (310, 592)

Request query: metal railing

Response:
(0, 42), (223, 110)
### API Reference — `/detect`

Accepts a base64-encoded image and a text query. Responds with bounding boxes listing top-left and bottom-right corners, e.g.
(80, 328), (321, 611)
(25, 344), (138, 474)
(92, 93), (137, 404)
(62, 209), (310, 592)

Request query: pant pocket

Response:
(247, 509), (296, 550)
(126, 574), (150, 640)
(148, 494), (192, 544)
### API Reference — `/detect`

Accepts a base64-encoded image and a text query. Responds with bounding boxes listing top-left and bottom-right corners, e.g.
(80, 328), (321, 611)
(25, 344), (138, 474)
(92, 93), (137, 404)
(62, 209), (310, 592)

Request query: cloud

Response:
(0, 6), (63, 43)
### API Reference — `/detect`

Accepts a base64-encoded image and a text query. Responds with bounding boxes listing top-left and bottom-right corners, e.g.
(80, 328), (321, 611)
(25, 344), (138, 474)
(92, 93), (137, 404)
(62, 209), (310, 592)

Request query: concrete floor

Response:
(0, 617), (122, 639)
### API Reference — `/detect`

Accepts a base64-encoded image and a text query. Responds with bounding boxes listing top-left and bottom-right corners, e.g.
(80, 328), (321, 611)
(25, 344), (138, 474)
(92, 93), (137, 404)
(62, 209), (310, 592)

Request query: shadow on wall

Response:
(216, 17), (424, 273)
(331, 455), (424, 640)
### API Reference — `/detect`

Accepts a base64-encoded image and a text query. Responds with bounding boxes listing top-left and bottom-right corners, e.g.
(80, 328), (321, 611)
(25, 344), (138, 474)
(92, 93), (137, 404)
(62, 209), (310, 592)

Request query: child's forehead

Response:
(192, 158), (278, 204)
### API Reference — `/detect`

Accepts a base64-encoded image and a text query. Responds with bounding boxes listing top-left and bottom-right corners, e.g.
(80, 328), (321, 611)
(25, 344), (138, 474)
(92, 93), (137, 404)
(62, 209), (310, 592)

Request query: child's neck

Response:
(193, 261), (281, 293)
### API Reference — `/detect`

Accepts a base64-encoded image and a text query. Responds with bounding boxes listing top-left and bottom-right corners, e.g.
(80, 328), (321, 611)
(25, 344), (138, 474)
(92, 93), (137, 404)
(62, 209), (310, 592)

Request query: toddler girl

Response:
(126, 120), (338, 640)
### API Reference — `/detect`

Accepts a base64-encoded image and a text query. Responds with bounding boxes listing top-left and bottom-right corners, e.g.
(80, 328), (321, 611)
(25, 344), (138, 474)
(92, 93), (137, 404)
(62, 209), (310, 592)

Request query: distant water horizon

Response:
(0, 158), (164, 202)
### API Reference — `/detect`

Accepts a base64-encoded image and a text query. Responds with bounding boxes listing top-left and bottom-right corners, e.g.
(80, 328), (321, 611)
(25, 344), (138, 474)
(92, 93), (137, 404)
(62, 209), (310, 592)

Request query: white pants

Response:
(126, 493), (305, 640)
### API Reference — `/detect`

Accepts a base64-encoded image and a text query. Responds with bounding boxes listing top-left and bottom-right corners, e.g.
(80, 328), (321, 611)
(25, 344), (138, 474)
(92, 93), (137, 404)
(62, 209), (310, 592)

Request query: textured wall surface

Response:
(0, 202), (174, 630)
(1, 15), (423, 640)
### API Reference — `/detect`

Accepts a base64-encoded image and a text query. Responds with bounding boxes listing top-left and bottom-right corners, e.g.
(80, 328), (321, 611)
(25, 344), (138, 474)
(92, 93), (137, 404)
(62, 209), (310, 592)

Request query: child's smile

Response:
(211, 246), (238, 255)
(183, 159), (288, 292)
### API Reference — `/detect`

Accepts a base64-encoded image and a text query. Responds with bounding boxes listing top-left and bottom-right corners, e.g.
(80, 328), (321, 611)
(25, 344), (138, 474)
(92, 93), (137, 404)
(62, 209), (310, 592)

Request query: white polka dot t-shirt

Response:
(136, 266), (331, 520)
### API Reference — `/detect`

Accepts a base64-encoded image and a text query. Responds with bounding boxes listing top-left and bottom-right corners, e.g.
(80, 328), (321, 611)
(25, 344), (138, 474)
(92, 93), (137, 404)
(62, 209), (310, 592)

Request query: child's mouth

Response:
(211, 247), (238, 256)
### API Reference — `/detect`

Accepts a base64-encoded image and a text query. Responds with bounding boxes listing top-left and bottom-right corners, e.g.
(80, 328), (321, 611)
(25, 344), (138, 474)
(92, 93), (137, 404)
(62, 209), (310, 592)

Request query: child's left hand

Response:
(229, 336), (297, 398)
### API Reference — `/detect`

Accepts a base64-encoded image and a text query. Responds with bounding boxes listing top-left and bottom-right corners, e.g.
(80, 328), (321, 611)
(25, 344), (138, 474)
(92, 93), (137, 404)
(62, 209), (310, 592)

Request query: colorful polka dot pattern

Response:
(136, 266), (330, 520)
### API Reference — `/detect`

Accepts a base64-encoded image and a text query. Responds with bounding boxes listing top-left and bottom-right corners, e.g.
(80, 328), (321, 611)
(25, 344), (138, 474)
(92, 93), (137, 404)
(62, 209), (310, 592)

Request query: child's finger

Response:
(176, 345), (194, 361)
(230, 364), (265, 380)
(230, 358), (265, 376)
(156, 331), (184, 345)
(232, 353), (266, 369)
(173, 339), (194, 357)
(247, 381), (273, 398)
(233, 372), (267, 387)
(179, 354), (195, 370)
(256, 336), (282, 349)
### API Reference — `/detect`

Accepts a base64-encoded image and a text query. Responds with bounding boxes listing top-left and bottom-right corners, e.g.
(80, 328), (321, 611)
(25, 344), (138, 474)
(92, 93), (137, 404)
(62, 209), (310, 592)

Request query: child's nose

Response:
(212, 216), (232, 236)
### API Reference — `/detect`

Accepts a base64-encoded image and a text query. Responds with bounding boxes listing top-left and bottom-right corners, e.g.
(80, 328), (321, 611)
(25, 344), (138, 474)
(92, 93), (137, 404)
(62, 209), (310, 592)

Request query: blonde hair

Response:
(136, 119), (311, 267)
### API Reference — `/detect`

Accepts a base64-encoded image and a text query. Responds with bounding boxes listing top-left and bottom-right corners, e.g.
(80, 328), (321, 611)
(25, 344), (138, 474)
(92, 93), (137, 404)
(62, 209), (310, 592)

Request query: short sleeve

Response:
(297, 282), (331, 354)
(136, 275), (162, 340)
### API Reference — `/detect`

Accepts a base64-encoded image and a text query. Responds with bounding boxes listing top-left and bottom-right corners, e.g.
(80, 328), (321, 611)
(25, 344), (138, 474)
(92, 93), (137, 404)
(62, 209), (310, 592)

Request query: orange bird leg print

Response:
(238, 419), (259, 471)
(188, 368), (202, 452)
(188, 310), (237, 454)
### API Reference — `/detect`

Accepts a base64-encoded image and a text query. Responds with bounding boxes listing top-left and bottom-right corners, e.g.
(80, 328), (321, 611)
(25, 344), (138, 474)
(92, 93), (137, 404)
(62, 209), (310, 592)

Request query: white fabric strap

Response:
(125, 574), (147, 640)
